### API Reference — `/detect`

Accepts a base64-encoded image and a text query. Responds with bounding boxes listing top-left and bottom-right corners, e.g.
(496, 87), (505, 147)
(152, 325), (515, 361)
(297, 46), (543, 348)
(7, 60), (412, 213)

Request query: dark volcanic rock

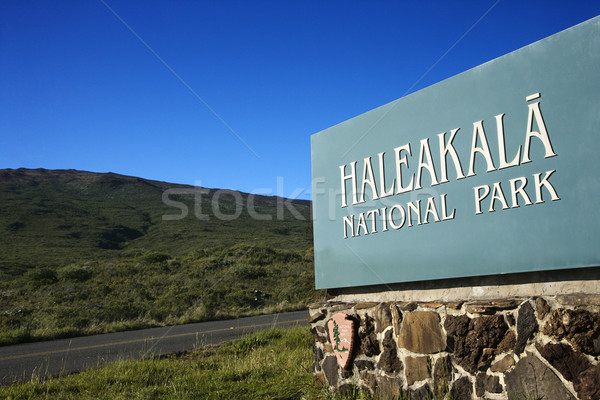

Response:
(449, 376), (473, 399)
(408, 384), (433, 400)
(360, 333), (380, 357)
(358, 314), (375, 338)
(476, 373), (502, 396)
(543, 308), (600, 355)
(322, 356), (338, 387)
(377, 330), (403, 374)
(537, 342), (591, 381)
(313, 343), (323, 372)
(515, 301), (537, 354)
(340, 367), (352, 379)
(445, 314), (509, 373)
(375, 375), (402, 399)
(575, 364), (600, 400)
(308, 310), (325, 323)
(445, 314), (470, 337)
(497, 330), (516, 354)
(535, 296), (551, 319)
(311, 326), (327, 343)
(505, 353), (576, 400)
(537, 342), (600, 400)
(433, 356), (453, 398)
(358, 314), (380, 357)
(375, 303), (393, 333)
(354, 359), (374, 371)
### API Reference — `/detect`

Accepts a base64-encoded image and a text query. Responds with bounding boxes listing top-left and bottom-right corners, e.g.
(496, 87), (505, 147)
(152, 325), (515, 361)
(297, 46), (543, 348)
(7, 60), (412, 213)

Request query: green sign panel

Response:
(311, 16), (600, 290)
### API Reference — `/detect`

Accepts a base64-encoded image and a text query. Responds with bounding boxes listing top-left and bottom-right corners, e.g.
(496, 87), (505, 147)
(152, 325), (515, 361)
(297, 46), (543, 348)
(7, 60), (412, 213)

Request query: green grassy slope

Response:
(0, 168), (318, 344)
(0, 168), (313, 272)
(0, 244), (316, 344)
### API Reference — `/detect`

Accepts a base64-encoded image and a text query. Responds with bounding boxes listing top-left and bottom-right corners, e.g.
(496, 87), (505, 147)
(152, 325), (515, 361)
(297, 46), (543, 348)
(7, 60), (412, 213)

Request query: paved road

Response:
(0, 310), (308, 386)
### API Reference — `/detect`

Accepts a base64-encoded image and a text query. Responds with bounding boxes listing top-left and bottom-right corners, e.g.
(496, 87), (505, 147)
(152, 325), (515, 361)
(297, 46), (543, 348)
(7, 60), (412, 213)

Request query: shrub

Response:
(202, 256), (231, 270)
(140, 251), (170, 264)
(166, 259), (180, 268)
(6, 221), (25, 231)
(58, 265), (93, 282)
(233, 264), (268, 279)
(25, 267), (58, 286)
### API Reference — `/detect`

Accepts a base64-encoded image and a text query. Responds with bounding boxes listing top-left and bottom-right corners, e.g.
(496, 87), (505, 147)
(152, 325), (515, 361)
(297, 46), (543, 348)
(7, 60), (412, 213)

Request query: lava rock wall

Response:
(310, 294), (600, 399)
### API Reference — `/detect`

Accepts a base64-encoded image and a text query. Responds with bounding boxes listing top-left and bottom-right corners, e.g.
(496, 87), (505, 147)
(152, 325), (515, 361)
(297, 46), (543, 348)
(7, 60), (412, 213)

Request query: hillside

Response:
(0, 168), (313, 273)
(0, 168), (317, 344)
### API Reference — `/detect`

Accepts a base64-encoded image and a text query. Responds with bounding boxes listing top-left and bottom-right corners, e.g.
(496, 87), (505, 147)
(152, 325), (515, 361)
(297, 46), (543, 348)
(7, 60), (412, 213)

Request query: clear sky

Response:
(1, 1), (599, 200)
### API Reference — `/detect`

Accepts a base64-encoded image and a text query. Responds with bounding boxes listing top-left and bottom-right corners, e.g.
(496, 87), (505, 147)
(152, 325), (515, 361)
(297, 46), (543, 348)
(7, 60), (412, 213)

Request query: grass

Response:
(0, 168), (313, 271)
(0, 168), (319, 345)
(0, 244), (321, 346)
(0, 325), (360, 400)
(0, 325), (522, 400)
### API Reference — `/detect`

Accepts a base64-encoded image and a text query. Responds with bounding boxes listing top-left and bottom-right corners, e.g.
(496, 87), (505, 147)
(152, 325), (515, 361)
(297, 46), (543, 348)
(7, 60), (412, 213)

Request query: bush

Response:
(233, 264), (268, 279)
(25, 267), (58, 286)
(58, 265), (93, 282)
(0, 242), (317, 346)
(166, 259), (180, 268)
(140, 251), (170, 264)
(6, 221), (25, 231)
(202, 256), (231, 270)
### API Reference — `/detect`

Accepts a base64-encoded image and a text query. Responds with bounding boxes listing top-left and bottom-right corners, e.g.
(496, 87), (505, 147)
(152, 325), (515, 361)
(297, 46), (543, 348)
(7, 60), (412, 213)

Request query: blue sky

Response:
(1, 1), (599, 200)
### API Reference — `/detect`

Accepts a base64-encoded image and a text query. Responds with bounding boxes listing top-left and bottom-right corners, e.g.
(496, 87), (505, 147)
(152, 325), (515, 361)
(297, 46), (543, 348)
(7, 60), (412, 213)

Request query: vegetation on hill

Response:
(0, 168), (318, 344)
(0, 168), (312, 271)
(0, 244), (317, 345)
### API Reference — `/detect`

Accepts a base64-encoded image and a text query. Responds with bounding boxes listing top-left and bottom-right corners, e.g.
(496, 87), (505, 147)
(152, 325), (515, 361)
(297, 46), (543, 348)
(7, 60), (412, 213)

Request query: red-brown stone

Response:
(398, 311), (445, 354)
(377, 330), (403, 374)
(405, 356), (430, 385)
(575, 364), (600, 400)
(449, 376), (473, 399)
(445, 314), (510, 373)
(543, 308), (600, 355)
(535, 296), (551, 319)
(537, 342), (591, 381)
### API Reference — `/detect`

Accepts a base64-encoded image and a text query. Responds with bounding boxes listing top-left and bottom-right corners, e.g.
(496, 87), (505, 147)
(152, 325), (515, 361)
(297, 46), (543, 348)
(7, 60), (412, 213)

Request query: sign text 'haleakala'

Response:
(339, 93), (558, 239)
(311, 16), (600, 289)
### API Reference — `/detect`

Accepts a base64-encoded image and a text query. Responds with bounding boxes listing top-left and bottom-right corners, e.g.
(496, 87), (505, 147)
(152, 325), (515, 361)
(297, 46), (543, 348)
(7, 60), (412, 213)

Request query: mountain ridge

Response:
(0, 168), (312, 273)
(0, 168), (311, 205)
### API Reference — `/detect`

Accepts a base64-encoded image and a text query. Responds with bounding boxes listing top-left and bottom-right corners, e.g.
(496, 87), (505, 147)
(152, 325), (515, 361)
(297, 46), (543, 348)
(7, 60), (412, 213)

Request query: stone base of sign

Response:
(309, 268), (600, 400)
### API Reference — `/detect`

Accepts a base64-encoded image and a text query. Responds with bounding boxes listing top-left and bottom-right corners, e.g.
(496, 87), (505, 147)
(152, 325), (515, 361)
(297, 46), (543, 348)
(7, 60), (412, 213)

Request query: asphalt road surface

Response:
(0, 310), (309, 386)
